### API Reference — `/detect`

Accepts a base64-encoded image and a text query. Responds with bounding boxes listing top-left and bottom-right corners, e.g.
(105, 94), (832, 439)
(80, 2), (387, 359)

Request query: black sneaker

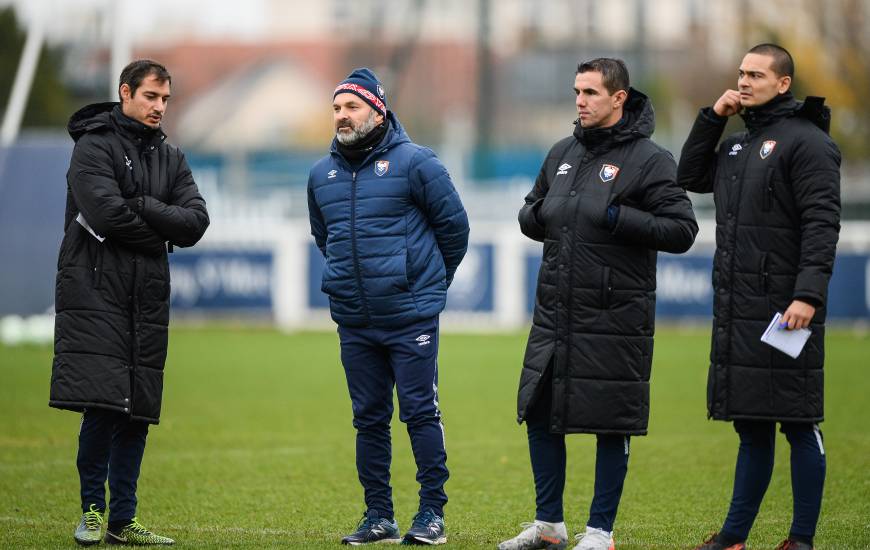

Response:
(693, 533), (745, 550)
(341, 511), (401, 545)
(401, 509), (446, 545)
(775, 539), (814, 550)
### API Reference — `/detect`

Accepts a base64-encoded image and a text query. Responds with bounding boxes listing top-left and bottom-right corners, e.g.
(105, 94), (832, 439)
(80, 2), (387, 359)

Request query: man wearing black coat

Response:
(50, 60), (209, 546)
(678, 44), (840, 550)
(499, 59), (697, 550)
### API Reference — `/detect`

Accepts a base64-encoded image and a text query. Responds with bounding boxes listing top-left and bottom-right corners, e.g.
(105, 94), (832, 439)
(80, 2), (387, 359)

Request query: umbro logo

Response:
(556, 163), (572, 176)
(416, 334), (431, 346)
(728, 143), (743, 156)
(327, 169), (337, 179)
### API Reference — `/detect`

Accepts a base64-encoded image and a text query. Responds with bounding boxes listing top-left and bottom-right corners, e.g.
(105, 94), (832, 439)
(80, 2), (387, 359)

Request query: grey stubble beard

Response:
(335, 109), (380, 146)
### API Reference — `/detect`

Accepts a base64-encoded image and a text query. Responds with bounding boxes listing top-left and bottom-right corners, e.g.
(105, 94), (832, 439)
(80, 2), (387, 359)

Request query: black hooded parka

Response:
(49, 103), (209, 424)
(677, 92), (841, 423)
(517, 89), (698, 435)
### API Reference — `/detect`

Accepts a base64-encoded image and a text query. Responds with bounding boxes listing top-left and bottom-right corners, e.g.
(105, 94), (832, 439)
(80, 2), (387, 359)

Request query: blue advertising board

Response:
(169, 249), (273, 311)
(308, 243), (495, 313)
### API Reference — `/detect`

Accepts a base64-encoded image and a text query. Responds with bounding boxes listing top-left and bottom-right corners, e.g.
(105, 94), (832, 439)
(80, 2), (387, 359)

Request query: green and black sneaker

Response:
(105, 518), (175, 546)
(74, 504), (105, 546)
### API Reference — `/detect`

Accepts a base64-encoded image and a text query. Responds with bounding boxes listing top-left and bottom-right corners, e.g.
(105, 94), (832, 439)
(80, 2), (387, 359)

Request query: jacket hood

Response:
(67, 102), (116, 142)
(573, 87), (655, 152)
(795, 96), (832, 134)
(330, 110), (411, 157)
(741, 92), (831, 135)
(67, 102), (167, 144)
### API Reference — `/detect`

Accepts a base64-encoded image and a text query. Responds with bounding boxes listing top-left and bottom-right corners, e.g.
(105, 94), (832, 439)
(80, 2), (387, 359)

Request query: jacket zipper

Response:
(350, 171), (371, 324)
(716, 135), (754, 418)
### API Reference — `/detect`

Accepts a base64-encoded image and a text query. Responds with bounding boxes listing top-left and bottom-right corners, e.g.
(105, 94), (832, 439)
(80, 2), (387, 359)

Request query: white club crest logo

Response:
(599, 164), (620, 183)
(760, 140), (777, 159)
(327, 169), (337, 179)
(377, 84), (385, 98)
(374, 160), (390, 176)
(556, 163), (572, 176)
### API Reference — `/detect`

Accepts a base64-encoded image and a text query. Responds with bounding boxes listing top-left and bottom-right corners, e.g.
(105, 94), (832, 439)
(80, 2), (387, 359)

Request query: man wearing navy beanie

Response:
(308, 68), (469, 545)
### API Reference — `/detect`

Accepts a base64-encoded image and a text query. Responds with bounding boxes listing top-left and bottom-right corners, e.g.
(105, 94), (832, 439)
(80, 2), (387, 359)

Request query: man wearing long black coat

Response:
(499, 58), (697, 550)
(679, 44), (840, 550)
(50, 60), (209, 546)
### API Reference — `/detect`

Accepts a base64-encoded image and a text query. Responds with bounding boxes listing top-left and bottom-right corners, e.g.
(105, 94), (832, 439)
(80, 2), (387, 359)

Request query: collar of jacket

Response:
(330, 110), (410, 169)
(334, 119), (390, 166)
(110, 104), (166, 148)
(740, 91), (798, 135)
(572, 87), (655, 155)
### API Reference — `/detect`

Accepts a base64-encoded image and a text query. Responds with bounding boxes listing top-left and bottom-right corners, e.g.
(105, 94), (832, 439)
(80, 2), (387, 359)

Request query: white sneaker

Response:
(572, 526), (614, 550)
(497, 521), (569, 550)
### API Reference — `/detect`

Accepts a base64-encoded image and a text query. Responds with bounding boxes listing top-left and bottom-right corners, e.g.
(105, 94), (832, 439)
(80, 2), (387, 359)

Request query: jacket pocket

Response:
(601, 265), (612, 308)
(543, 239), (560, 269)
(762, 165), (775, 212)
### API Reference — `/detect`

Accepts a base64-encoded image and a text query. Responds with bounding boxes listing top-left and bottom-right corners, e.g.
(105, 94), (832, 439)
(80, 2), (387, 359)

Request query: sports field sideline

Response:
(1, 326), (868, 548)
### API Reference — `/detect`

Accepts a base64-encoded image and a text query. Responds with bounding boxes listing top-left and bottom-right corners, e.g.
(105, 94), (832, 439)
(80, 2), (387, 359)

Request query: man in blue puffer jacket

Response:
(308, 68), (469, 546)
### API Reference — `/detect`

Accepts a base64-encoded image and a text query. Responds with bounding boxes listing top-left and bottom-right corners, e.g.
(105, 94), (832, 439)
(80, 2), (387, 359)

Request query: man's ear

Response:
(612, 89), (628, 109)
(119, 83), (132, 104)
(778, 75), (792, 94)
(375, 112), (385, 125)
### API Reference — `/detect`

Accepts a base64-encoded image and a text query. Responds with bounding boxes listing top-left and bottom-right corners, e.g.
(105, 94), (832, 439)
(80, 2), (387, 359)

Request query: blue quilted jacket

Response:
(307, 112), (469, 328)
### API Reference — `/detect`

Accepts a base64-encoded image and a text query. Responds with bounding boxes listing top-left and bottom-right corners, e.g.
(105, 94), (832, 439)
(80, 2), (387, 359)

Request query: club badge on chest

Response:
(599, 164), (620, 183)
(760, 140), (777, 159)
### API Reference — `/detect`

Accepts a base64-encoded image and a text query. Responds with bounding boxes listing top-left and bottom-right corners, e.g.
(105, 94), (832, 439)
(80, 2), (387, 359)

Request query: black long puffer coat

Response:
(49, 103), (209, 424)
(517, 89), (698, 435)
(677, 92), (840, 422)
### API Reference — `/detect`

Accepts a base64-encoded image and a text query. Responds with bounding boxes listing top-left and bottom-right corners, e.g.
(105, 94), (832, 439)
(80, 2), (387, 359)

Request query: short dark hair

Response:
(747, 43), (794, 78)
(118, 59), (171, 101)
(576, 58), (630, 95)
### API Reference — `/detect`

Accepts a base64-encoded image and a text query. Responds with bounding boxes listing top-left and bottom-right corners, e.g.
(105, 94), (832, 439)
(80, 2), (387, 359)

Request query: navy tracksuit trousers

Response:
(77, 408), (149, 526)
(338, 315), (448, 520)
(720, 420), (826, 544)
(526, 367), (629, 531)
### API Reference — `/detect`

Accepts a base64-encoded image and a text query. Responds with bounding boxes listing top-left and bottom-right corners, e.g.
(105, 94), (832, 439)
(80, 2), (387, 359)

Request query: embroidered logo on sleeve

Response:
(556, 163), (572, 176)
(728, 143), (743, 156)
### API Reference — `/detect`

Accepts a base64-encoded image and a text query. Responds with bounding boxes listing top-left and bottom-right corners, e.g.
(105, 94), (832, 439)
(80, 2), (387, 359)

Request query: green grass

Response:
(1, 326), (868, 548)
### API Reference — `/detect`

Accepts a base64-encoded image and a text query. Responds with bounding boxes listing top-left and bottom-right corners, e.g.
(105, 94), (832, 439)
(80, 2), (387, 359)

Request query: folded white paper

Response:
(760, 312), (811, 359)
(76, 212), (105, 243)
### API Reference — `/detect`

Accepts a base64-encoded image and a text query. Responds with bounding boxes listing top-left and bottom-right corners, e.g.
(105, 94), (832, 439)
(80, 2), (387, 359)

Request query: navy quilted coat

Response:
(307, 112), (469, 328)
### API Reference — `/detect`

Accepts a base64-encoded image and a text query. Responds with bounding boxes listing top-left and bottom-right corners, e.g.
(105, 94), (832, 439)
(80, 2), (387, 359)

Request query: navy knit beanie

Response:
(333, 68), (387, 116)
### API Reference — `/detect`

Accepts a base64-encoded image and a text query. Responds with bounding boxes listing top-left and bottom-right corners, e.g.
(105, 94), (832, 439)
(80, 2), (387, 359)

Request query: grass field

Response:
(1, 326), (868, 549)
